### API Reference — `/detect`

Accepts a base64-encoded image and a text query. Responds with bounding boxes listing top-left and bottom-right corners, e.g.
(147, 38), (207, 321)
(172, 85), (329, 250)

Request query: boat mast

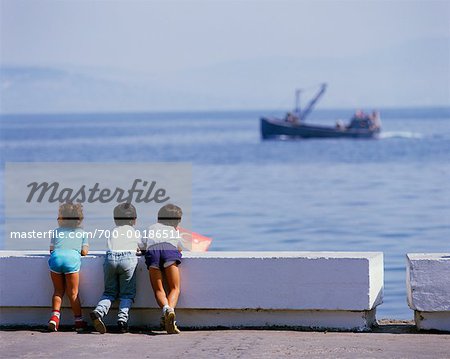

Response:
(295, 89), (301, 115)
(299, 83), (327, 121)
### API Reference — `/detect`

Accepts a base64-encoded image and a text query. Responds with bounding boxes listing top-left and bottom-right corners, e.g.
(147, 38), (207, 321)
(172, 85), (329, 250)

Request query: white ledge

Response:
(0, 251), (384, 331)
(407, 253), (450, 331)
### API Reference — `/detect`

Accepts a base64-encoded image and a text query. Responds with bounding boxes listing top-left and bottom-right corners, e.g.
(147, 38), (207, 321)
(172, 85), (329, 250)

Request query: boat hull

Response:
(261, 118), (380, 139)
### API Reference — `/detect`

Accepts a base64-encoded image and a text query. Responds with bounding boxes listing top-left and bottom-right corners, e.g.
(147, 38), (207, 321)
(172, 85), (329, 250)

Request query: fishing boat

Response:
(260, 84), (381, 139)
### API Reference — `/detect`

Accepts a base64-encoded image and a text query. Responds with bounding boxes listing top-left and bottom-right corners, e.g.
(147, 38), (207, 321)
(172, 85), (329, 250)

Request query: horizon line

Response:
(1, 105), (450, 118)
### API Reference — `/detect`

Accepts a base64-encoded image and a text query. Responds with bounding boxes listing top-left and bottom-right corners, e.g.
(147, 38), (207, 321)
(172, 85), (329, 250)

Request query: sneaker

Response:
(117, 321), (128, 333)
(172, 321), (181, 334)
(160, 315), (165, 330)
(75, 319), (87, 332)
(90, 311), (106, 334)
(164, 308), (181, 334)
(48, 315), (60, 332)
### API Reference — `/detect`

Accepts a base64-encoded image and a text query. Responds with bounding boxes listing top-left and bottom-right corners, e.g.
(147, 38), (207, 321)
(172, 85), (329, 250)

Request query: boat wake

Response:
(379, 131), (423, 139)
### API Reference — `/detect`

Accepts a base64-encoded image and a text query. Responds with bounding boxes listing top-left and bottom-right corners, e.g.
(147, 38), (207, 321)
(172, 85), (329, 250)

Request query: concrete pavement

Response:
(1, 323), (449, 359)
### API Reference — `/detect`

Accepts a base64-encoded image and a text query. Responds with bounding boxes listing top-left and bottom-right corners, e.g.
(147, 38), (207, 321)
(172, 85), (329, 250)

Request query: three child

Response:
(48, 202), (185, 334)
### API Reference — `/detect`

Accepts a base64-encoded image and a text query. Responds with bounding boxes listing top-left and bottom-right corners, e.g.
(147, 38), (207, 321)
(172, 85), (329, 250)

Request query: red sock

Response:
(51, 310), (60, 319)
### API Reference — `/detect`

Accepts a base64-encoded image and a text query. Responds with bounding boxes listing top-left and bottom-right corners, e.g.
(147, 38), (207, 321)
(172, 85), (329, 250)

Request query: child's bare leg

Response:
(50, 272), (65, 311)
(164, 264), (180, 308)
(149, 268), (168, 308)
(65, 272), (82, 317)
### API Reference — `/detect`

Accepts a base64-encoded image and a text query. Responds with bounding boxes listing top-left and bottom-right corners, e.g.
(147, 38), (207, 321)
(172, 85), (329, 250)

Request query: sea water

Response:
(1, 108), (449, 319)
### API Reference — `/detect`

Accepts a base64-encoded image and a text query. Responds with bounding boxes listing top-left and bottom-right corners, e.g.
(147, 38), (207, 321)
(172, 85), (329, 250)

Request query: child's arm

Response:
(49, 232), (55, 254)
(81, 245), (89, 256)
(81, 232), (89, 256)
(177, 231), (189, 252)
(136, 239), (146, 256)
(137, 230), (147, 255)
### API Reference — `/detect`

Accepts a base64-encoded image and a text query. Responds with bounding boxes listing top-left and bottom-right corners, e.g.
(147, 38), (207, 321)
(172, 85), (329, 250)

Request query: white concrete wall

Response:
(0, 251), (383, 331)
(407, 253), (450, 331)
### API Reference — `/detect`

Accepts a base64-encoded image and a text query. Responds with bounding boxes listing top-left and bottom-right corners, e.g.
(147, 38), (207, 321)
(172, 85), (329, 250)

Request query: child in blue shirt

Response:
(48, 202), (89, 332)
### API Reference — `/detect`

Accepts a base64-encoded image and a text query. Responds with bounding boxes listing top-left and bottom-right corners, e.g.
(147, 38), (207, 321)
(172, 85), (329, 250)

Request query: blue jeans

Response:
(94, 251), (138, 323)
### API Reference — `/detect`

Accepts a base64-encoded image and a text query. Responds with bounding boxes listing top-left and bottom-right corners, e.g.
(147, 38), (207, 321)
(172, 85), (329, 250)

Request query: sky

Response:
(1, 0), (449, 112)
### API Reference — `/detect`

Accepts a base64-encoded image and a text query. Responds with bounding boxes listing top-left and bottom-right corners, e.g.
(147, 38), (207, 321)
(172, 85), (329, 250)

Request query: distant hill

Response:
(1, 38), (448, 113)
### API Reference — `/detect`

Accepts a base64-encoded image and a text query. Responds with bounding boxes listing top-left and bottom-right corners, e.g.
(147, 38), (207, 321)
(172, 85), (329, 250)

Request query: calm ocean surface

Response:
(1, 108), (449, 319)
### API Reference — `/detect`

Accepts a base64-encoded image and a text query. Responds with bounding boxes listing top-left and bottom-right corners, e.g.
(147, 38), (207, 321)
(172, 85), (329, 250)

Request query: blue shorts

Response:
(145, 243), (182, 270)
(48, 250), (81, 274)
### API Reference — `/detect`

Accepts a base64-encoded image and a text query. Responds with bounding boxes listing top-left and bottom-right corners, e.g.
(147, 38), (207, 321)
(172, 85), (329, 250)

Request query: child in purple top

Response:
(142, 204), (186, 334)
